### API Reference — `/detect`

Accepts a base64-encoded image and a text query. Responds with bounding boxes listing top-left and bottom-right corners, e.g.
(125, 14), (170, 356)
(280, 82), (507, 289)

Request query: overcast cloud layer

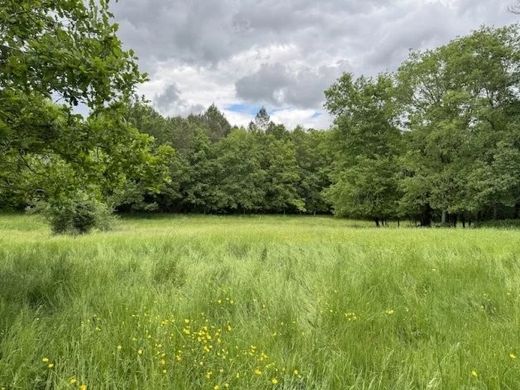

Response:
(112, 0), (517, 129)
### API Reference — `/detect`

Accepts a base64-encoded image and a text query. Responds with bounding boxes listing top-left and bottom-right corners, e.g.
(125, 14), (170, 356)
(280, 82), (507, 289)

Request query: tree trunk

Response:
(374, 218), (380, 227)
(441, 210), (447, 225)
(420, 205), (433, 227)
(493, 204), (498, 220)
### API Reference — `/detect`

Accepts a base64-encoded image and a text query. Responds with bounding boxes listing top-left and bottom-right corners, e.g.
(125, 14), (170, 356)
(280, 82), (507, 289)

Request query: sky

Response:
(111, 0), (518, 129)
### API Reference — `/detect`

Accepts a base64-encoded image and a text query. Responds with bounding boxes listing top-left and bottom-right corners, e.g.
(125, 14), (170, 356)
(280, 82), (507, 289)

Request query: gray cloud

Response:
(111, 0), (517, 127)
(155, 84), (181, 111)
(235, 62), (349, 108)
(154, 84), (204, 117)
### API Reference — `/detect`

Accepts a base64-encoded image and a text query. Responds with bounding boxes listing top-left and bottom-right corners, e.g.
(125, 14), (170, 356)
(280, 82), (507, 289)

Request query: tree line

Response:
(326, 25), (520, 226)
(120, 103), (332, 215)
(126, 24), (520, 227)
(1, 1), (519, 230)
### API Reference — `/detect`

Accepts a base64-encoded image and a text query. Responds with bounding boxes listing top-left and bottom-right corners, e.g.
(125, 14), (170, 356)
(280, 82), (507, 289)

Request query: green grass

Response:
(0, 214), (520, 389)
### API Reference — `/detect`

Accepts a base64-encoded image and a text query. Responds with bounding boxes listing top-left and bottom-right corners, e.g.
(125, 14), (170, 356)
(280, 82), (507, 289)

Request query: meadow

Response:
(0, 214), (519, 389)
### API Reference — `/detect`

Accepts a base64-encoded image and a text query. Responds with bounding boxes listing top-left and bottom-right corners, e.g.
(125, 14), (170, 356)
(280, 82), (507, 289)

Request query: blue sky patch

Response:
(225, 103), (261, 116)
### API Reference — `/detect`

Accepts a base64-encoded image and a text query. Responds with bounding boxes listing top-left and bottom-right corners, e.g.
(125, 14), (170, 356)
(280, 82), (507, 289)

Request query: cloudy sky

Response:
(111, 0), (517, 129)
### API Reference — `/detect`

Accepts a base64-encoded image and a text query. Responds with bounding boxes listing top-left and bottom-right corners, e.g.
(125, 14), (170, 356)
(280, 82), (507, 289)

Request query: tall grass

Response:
(0, 214), (519, 389)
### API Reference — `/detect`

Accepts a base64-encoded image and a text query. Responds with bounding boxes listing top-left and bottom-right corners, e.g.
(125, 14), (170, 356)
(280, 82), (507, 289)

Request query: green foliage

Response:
(0, 0), (170, 230)
(201, 104), (232, 142)
(325, 74), (402, 223)
(325, 24), (520, 225)
(326, 157), (400, 223)
(0, 0), (145, 109)
(36, 192), (114, 235)
(261, 134), (305, 212)
(125, 105), (318, 214)
(212, 129), (266, 212)
(395, 25), (520, 223)
(291, 127), (332, 214)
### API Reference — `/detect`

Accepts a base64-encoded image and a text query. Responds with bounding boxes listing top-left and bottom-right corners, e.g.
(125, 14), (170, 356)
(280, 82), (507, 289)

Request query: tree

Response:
(0, 0), (171, 230)
(324, 73), (402, 225)
(266, 123), (289, 139)
(213, 129), (266, 212)
(249, 107), (271, 133)
(200, 104), (232, 142)
(180, 129), (219, 213)
(396, 25), (520, 224)
(291, 127), (332, 214)
(126, 98), (174, 146)
(326, 157), (400, 225)
(260, 134), (305, 213)
(0, 0), (144, 108)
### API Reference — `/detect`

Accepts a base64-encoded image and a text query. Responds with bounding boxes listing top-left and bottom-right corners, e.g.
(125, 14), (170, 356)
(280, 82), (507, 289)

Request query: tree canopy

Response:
(0, 0), (172, 228)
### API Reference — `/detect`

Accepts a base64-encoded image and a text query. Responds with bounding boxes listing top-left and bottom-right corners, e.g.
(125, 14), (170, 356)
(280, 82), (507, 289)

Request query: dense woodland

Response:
(1, 1), (519, 231)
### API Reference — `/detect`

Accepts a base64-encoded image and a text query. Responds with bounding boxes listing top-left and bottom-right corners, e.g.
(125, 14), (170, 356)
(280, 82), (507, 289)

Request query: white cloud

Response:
(271, 109), (332, 129)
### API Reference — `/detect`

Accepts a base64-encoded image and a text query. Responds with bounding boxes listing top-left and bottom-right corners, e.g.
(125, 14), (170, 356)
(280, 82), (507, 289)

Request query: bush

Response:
(34, 194), (115, 235)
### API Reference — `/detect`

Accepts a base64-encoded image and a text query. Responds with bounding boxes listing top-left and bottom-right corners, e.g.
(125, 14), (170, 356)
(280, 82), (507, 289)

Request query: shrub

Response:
(34, 194), (115, 235)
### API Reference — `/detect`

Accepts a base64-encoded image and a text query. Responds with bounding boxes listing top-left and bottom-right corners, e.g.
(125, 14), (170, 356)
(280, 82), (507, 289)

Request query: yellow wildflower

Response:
(510, 353), (517, 359)
(254, 368), (262, 375)
(42, 357), (49, 363)
(48, 363), (54, 369)
(271, 378), (278, 384)
(471, 370), (478, 377)
(80, 385), (87, 390)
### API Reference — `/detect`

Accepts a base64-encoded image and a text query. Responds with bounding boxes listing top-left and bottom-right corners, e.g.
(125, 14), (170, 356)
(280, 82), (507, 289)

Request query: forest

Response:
(1, 2), (519, 232)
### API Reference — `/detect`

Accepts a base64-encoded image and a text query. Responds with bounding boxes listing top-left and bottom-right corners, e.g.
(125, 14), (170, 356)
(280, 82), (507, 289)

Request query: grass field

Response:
(0, 214), (520, 389)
